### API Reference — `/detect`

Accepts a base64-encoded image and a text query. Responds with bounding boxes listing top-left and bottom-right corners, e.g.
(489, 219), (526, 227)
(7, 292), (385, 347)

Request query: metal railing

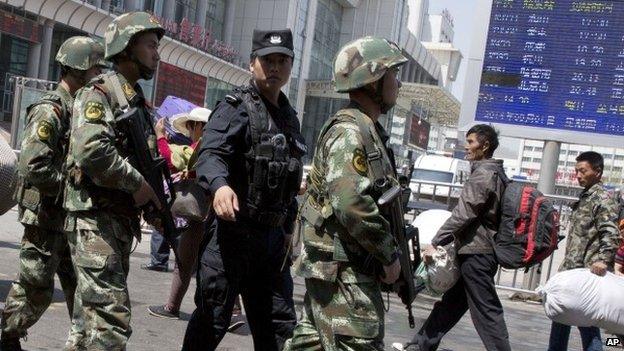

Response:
(407, 179), (577, 294)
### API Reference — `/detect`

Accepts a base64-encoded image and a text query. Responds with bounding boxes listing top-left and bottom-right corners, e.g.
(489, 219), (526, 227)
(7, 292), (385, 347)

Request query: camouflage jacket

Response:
(295, 105), (398, 283)
(559, 182), (620, 271)
(15, 84), (73, 231)
(63, 71), (156, 233)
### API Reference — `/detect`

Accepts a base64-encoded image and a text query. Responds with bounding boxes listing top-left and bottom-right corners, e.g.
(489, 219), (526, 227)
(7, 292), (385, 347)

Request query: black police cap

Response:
(252, 29), (294, 58)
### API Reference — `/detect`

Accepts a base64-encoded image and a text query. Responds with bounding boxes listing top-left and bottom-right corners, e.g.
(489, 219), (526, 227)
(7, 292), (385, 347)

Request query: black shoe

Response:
(141, 263), (169, 272)
(227, 314), (246, 333)
(0, 336), (22, 351)
(147, 305), (179, 320)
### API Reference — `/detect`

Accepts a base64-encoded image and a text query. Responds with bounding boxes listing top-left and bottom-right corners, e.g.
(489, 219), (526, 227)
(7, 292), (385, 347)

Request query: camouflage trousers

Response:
(1, 224), (77, 340)
(283, 277), (385, 351)
(65, 212), (134, 351)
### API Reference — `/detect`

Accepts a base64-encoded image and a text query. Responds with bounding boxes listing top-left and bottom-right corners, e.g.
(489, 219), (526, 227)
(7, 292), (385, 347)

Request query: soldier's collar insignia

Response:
(84, 101), (105, 122)
(149, 15), (160, 25)
(37, 121), (53, 141)
(352, 148), (368, 176)
(122, 83), (137, 100)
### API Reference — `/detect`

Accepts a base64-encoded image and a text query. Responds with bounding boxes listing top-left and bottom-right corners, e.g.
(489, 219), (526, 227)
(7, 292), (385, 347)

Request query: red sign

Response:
(409, 113), (430, 150)
(149, 13), (238, 63)
(0, 10), (42, 43)
(155, 62), (207, 107)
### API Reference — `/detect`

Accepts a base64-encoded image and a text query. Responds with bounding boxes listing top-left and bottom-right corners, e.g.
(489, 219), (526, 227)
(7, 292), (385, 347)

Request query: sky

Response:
(427, 0), (522, 160)
(428, 0), (479, 100)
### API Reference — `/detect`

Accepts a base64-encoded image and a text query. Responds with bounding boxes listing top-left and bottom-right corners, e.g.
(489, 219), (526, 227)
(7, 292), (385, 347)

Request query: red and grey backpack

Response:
(494, 178), (561, 270)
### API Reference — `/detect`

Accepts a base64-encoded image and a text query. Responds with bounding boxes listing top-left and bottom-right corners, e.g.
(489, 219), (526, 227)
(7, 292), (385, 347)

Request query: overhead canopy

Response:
(398, 82), (460, 127)
(305, 80), (460, 127)
(1, 0), (251, 86)
(399, 32), (442, 83)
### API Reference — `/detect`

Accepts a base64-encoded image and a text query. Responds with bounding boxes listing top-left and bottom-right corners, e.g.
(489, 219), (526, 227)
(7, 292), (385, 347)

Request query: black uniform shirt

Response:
(195, 82), (306, 231)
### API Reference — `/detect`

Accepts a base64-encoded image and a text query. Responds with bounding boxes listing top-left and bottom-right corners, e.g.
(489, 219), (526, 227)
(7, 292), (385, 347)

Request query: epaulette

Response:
(224, 94), (242, 107)
(28, 93), (65, 119)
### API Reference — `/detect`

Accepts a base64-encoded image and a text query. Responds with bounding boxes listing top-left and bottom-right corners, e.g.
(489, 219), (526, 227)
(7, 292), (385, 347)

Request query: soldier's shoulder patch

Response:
(36, 120), (53, 141)
(122, 83), (136, 100)
(352, 148), (368, 175)
(84, 101), (105, 122)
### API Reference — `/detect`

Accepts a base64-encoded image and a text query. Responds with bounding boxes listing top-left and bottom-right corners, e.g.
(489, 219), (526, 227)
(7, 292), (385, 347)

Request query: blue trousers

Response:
(149, 230), (172, 268)
(547, 321), (603, 351)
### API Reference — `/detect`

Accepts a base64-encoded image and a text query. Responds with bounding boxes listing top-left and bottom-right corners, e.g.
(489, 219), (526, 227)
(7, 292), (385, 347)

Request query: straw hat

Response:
(172, 107), (211, 137)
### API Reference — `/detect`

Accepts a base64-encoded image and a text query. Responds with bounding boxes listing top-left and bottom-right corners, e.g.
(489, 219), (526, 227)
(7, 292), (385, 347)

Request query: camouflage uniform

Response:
(284, 37), (406, 351)
(0, 36), (104, 350)
(560, 182), (620, 271)
(62, 12), (163, 350)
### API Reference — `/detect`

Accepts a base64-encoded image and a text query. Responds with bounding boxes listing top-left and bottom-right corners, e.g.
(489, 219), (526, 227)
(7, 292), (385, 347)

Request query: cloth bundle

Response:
(414, 243), (460, 296)
(537, 268), (624, 334)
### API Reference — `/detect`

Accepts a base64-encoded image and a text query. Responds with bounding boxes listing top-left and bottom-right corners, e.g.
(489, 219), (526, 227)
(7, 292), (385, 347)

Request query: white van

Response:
(409, 154), (470, 201)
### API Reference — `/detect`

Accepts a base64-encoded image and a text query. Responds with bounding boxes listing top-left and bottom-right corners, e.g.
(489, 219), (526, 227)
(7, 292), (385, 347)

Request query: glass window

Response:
(8, 38), (29, 75)
(309, 0), (342, 80)
(288, 0), (310, 104)
(175, 0), (197, 23)
(411, 169), (454, 183)
(206, 0), (226, 41)
(141, 0), (164, 16)
(205, 78), (234, 109)
(0, 35), (31, 119)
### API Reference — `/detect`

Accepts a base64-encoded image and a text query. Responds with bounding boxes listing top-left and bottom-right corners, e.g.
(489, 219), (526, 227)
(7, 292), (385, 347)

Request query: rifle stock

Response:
(377, 184), (418, 328)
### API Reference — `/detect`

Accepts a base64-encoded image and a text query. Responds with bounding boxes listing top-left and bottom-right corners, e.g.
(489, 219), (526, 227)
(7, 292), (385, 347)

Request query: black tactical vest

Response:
(228, 86), (306, 227)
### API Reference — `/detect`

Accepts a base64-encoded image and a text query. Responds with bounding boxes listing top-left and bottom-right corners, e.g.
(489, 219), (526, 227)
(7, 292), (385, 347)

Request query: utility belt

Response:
(68, 168), (138, 218)
(14, 177), (61, 212)
(299, 194), (380, 277)
(247, 204), (288, 228)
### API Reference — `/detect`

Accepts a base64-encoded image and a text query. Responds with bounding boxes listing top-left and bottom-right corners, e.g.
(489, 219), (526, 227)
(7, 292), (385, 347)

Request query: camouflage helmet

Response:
(55, 36), (106, 70)
(333, 36), (408, 93)
(104, 11), (165, 60)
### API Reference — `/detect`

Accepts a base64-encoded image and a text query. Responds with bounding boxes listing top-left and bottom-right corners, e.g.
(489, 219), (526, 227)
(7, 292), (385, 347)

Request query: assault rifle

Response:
(116, 107), (179, 248)
(377, 183), (420, 328)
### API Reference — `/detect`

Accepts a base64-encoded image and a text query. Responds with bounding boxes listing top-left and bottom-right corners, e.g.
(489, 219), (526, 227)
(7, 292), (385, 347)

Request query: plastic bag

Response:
(537, 268), (624, 334)
(414, 243), (460, 296)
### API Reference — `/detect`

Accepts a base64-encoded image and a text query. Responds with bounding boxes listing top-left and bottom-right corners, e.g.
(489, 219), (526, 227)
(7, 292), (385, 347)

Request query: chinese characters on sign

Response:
(0, 10), (42, 43)
(476, 0), (624, 135)
(155, 62), (207, 107)
(149, 13), (239, 63)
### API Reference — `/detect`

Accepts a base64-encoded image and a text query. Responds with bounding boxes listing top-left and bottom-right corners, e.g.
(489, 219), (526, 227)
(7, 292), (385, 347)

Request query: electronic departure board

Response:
(475, 0), (624, 137)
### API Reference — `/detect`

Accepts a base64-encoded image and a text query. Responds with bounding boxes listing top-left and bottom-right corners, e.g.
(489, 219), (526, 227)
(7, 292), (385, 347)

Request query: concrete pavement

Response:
(0, 208), (617, 350)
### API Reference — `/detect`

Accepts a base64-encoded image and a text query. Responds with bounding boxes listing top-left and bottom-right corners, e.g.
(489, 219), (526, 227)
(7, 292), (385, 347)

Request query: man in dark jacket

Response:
(401, 124), (511, 351)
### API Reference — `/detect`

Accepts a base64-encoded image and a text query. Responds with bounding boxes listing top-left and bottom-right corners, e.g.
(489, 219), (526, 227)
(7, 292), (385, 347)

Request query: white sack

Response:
(411, 210), (452, 246)
(537, 268), (624, 334)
